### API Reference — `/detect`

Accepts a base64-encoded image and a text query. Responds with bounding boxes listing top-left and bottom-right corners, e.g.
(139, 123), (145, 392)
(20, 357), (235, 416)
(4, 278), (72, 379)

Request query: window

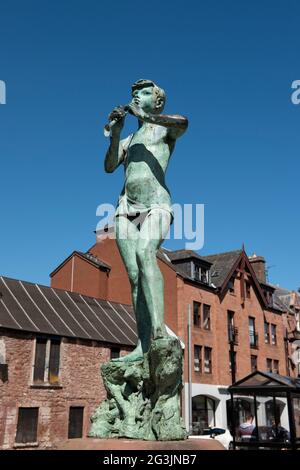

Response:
(245, 281), (251, 298)
(271, 324), (277, 345)
(194, 265), (200, 281)
(15, 408), (39, 443)
(193, 301), (201, 327)
(266, 358), (273, 373)
(48, 339), (60, 384)
(273, 360), (279, 374)
(203, 304), (211, 330)
(251, 355), (257, 372)
(194, 345), (202, 372)
(227, 311), (236, 343)
(200, 267), (209, 284)
(248, 317), (257, 348)
(264, 321), (270, 344)
(204, 347), (212, 374)
(264, 290), (273, 305)
(33, 337), (61, 385)
(33, 338), (47, 383)
(269, 292), (273, 305)
(110, 347), (120, 359)
(192, 396), (216, 435)
(229, 351), (236, 373)
(266, 358), (279, 374)
(194, 266), (209, 284)
(68, 407), (84, 439)
(228, 277), (235, 293)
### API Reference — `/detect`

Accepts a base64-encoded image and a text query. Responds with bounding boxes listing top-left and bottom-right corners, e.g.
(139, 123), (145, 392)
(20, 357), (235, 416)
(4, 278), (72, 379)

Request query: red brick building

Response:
(50, 230), (300, 434)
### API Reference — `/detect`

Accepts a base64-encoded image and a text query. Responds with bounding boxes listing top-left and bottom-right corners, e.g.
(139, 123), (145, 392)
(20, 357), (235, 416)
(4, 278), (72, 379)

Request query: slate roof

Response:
(271, 286), (300, 314)
(157, 248), (215, 288)
(201, 250), (243, 288)
(163, 249), (212, 265)
(0, 276), (137, 346)
(157, 248), (245, 290)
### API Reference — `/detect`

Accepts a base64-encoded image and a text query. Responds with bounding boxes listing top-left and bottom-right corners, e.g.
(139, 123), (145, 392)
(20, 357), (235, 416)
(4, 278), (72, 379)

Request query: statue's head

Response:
(131, 79), (166, 114)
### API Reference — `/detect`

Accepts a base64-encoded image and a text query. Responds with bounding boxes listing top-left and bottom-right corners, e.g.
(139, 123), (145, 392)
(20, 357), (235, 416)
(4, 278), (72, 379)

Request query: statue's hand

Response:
(108, 106), (126, 132)
(128, 103), (147, 120)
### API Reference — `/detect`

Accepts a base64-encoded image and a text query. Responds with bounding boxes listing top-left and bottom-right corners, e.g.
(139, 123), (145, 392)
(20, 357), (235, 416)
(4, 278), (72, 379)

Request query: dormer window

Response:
(194, 264), (209, 284)
(263, 290), (273, 306)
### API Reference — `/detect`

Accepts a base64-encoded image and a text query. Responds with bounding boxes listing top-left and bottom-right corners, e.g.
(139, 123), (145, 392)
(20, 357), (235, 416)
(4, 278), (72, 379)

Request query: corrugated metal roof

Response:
(0, 276), (137, 346)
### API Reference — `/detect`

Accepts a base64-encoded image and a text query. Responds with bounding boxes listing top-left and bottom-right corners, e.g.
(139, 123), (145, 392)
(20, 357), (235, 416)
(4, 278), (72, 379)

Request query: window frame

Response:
(273, 359), (279, 374)
(204, 347), (212, 374)
(271, 324), (277, 345)
(203, 304), (211, 330)
(32, 336), (61, 386)
(193, 301), (201, 328)
(68, 406), (84, 439)
(248, 316), (257, 348)
(194, 345), (202, 373)
(251, 355), (257, 372)
(15, 407), (39, 444)
(110, 347), (121, 360)
(266, 357), (273, 373)
(264, 321), (270, 344)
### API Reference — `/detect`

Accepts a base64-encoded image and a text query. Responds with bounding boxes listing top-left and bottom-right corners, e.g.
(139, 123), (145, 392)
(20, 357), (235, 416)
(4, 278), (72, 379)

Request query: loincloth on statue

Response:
(114, 193), (174, 228)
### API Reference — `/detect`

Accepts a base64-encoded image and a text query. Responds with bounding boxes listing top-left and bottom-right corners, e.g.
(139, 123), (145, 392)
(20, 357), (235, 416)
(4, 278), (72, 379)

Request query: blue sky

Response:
(0, 0), (299, 290)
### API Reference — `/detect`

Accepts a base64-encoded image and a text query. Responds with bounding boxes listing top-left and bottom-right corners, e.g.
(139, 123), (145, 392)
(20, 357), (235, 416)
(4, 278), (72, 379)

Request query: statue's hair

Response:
(131, 79), (166, 112)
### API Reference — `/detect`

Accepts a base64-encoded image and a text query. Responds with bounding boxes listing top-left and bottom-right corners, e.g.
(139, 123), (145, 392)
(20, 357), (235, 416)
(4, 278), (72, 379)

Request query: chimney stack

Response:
(248, 253), (266, 283)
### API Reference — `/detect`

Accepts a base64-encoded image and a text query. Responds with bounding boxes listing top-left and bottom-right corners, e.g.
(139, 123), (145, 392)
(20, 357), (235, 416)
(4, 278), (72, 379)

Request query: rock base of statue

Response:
(89, 336), (187, 441)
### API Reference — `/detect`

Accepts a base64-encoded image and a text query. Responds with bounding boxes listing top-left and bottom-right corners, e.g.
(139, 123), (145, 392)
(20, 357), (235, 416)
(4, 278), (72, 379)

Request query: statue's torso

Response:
(118, 125), (175, 213)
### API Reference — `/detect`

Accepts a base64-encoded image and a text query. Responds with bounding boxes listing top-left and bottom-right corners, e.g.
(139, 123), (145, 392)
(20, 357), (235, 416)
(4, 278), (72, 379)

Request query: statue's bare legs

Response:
(113, 209), (171, 362)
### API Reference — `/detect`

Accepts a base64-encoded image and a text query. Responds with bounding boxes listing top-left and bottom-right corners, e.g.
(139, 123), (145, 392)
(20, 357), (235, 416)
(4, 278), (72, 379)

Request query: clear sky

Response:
(0, 0), (299, 290)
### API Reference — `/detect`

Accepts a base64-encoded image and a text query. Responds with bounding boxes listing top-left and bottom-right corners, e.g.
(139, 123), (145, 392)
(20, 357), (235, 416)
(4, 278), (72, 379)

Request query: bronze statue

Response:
(104, 79), (188, 362)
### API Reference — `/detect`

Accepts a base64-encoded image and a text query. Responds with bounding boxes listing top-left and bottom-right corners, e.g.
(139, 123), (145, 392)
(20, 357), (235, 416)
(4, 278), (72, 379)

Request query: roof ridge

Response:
(202, 249), (243, 259)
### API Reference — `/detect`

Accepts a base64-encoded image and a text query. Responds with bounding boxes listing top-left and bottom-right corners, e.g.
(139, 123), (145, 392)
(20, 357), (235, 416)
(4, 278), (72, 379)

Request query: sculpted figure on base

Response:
(105, 79), (188, 362)
(90, 80), (188, 440)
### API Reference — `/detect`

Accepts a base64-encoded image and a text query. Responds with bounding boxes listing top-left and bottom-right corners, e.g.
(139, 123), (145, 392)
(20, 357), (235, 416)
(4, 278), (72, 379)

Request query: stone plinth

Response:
(89, 336), (186, 441)
(57, 437), (225, 451)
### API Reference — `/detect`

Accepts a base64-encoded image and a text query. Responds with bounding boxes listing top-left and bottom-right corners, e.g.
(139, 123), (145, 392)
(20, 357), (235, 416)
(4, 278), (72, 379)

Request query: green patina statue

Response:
(89, 80), (188, 441)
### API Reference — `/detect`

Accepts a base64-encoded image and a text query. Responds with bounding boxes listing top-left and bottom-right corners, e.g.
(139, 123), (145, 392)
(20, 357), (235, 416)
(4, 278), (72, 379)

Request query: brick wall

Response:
(0, 329), (131, 449)
(51, 254), (108, 299)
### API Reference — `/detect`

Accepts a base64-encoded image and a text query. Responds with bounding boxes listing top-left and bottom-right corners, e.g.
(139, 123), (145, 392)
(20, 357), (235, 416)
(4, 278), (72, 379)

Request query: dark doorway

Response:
(15, 408), (39, 443)
(68, 407), (84, 439)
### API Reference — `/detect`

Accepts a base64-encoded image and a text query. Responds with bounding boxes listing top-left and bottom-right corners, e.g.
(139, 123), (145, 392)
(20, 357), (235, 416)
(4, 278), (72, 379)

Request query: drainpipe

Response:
(188, 303), (193, 435)
(71, 256), (75, 292)
(230, 339), (236, 385)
